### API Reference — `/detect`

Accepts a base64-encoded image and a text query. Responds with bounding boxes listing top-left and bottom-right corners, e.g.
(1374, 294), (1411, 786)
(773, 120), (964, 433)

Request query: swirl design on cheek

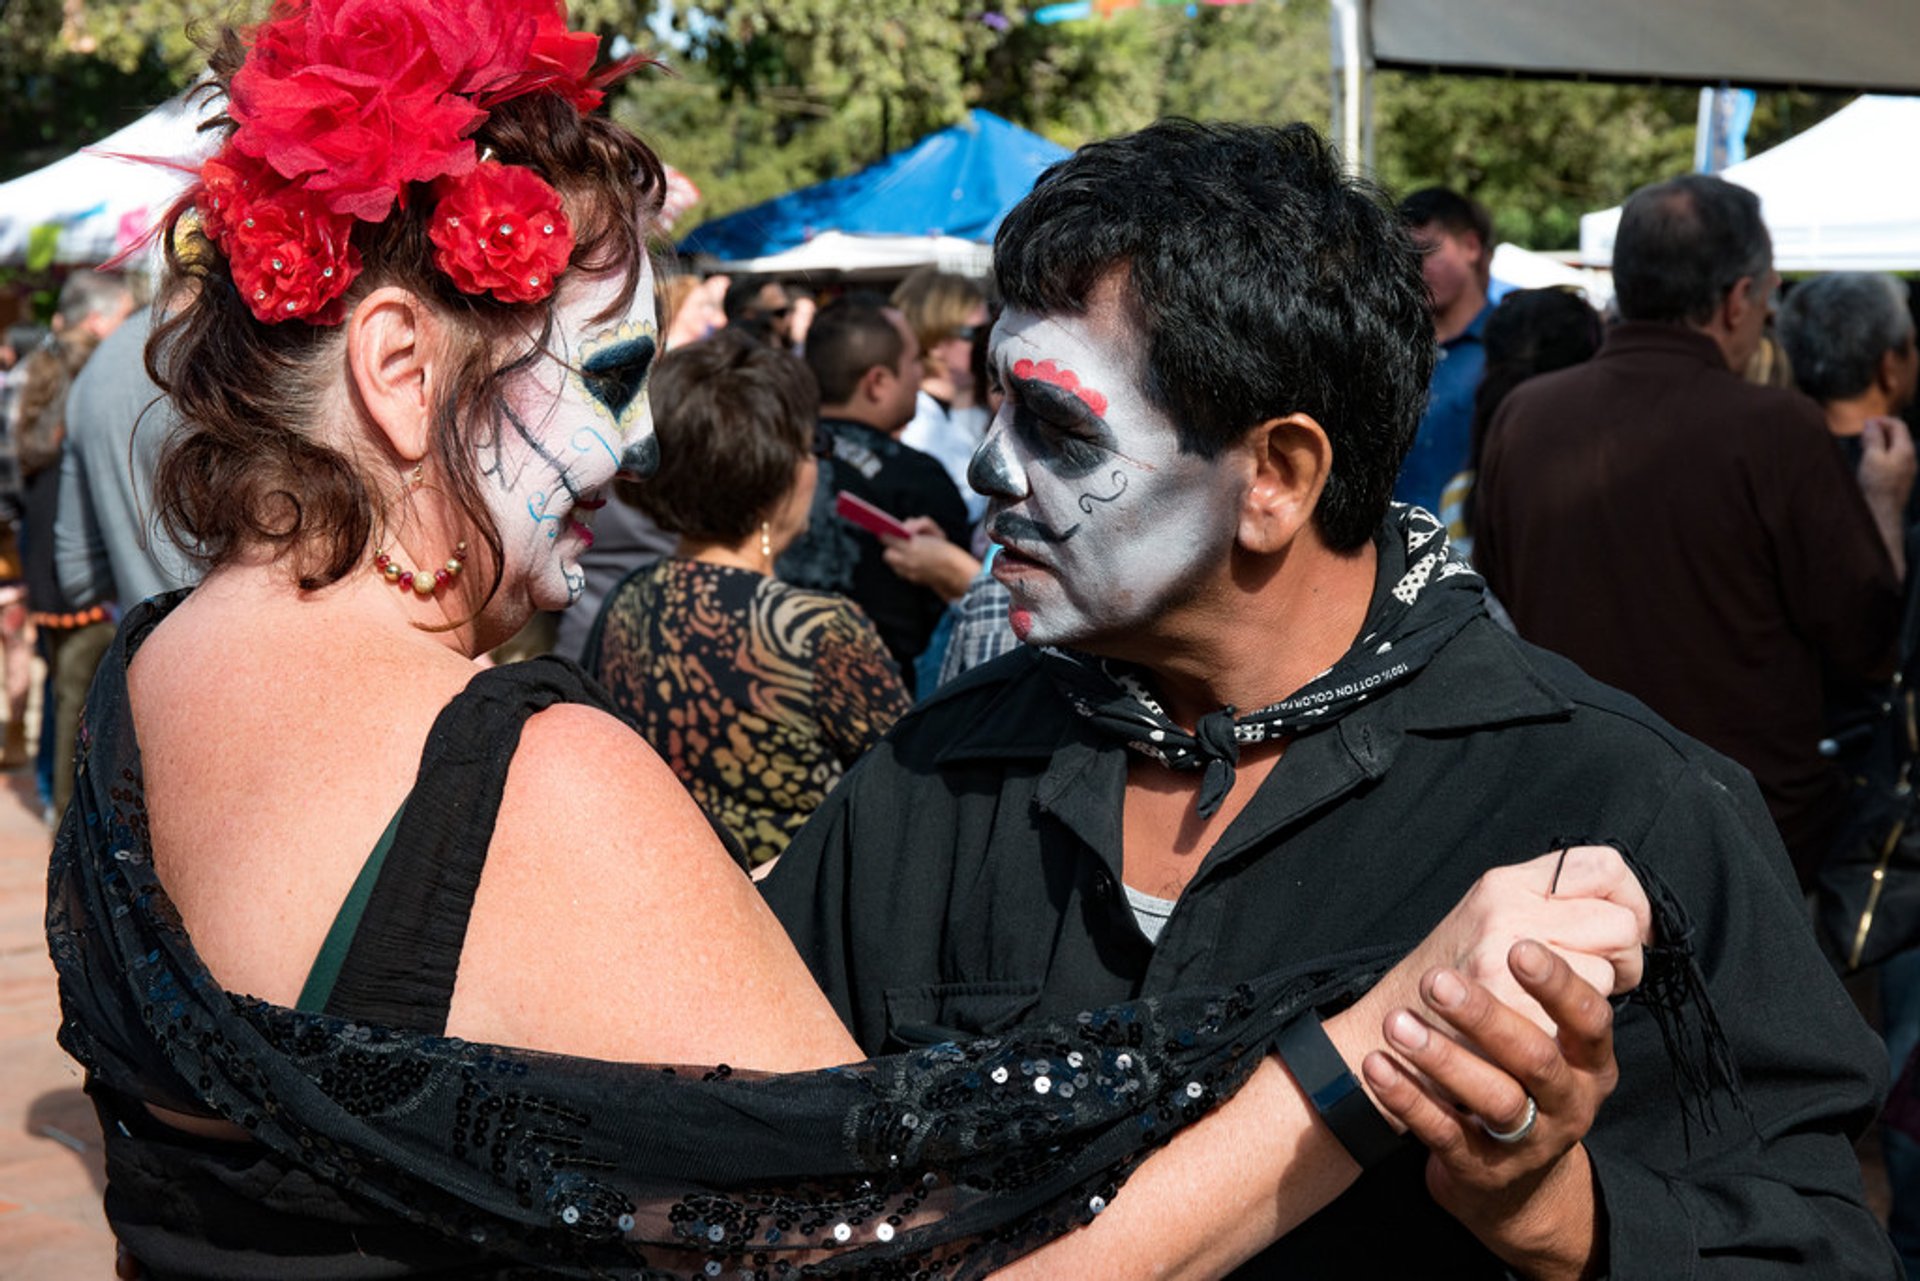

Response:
(1077, 470), (1129, 514)
(528, 492), (562, 541)
(572, 426), (619, 469)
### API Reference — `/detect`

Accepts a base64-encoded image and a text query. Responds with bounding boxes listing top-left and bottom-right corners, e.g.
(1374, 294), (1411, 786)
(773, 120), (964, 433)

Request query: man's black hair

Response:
(1396, 186), (1492, 250)
(803, 292), (904, 406)
(723, 274), (784, 322)
(993, 118), (1432, 551)
(1613, 174), (1771, 328)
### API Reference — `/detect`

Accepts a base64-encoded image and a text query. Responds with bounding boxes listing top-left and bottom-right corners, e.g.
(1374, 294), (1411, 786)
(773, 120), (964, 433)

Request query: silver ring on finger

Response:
(1480, 1094), (1538, 1144)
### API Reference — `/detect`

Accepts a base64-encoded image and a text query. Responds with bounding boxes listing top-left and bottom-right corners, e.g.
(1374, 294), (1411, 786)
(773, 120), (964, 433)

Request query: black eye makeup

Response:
(579, 334), (656, 419)
(1008, 377), (1113, 479)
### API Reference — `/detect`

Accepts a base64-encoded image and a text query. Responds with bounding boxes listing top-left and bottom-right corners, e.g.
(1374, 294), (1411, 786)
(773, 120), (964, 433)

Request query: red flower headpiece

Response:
(193, 0), (622, 324)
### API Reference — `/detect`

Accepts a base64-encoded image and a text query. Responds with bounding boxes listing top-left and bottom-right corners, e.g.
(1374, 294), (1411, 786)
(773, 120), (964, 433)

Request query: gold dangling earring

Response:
(372, 464), (467, 598)
(760, 520), (773, 568)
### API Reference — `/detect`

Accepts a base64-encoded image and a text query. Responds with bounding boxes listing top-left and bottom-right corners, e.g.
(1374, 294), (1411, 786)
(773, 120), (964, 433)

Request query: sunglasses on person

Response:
(943, 325), (980, 343)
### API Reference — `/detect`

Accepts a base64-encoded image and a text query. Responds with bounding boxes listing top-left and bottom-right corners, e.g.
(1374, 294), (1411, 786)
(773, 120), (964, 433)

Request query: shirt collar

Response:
(931, 544), (1571, 767)
(1595, 321), (1732, 370)
(1450, 298), (1495, 347)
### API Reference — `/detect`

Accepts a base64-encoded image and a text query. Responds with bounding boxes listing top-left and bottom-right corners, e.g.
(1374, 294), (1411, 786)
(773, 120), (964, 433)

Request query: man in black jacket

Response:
(763, 121), (1895, 1276)
(777, 295), (969, 694)
(1476, 178), (1909, 888)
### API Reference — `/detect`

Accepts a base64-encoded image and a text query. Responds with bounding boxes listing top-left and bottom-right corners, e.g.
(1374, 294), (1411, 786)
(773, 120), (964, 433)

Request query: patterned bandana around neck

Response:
(1037, 505), (1486, 818)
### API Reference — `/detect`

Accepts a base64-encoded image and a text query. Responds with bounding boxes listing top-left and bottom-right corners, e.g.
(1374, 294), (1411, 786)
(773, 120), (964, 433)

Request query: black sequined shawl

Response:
(48, 595), (1401, 1279)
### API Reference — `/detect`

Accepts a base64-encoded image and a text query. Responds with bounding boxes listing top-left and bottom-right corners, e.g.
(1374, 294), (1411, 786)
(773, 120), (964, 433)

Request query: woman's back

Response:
(129, 572), (860, 1070)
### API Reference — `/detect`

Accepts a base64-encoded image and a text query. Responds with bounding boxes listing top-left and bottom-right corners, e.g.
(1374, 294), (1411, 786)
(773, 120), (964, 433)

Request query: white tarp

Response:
(1579, 95), (1920, 271)
(1490, 243), (1614, 309)
(0, 88), (218, 268)
(693, 230), (992, 281)
(1, 88), (703, 269)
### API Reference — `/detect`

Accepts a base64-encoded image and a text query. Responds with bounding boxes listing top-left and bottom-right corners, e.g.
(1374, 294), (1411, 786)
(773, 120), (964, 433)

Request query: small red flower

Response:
(428, 161), (573, 305)
(225, 182), (363, 324)
(195, 149), (273, 244)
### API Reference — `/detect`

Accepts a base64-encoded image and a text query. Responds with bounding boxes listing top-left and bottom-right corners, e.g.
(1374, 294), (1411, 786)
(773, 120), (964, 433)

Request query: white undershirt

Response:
(1123, 883), (1178, 946)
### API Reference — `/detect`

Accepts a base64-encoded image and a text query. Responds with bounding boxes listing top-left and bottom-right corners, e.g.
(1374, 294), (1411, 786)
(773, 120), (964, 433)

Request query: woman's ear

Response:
(345, 287), (444, 462)
(1238, 413), (1333, 554)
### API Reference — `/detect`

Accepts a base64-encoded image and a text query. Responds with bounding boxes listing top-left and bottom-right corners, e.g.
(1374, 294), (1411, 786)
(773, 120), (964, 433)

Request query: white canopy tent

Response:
(1490, 243), (1614, 308)
(1577, 95), (1920, 270)
(698, 230), (992, 282)
(0, 88), (217, 268)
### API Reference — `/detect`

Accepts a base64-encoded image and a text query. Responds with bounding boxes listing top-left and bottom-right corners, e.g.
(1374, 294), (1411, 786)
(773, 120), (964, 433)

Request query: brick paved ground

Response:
(0, 741), (1895, 1278)
(0, 770), (111, 1281)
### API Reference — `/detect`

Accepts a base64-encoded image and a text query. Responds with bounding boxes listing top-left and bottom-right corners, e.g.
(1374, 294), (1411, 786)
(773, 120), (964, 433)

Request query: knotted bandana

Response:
(1039, 505), (1486, 817)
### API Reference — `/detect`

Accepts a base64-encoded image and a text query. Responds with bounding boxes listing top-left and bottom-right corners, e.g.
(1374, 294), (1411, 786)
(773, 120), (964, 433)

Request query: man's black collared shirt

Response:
(765, 586), (1894, 1275)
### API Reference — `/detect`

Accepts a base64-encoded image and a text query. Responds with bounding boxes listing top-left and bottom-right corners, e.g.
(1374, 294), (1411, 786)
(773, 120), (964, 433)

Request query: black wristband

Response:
(1273, 1011), (1404, 1170)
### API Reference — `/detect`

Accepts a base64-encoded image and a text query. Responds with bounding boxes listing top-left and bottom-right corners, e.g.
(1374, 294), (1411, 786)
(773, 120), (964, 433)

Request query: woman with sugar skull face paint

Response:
(48, 4), (1653, 1277)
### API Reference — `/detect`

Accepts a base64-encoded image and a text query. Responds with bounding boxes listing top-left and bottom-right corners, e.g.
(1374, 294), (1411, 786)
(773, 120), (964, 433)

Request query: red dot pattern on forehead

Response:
(1012, 358), (1109, 417)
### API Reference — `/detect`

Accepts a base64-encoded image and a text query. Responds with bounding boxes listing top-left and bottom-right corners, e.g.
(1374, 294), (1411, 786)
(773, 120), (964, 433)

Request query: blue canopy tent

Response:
(678, 110), (1070, 277)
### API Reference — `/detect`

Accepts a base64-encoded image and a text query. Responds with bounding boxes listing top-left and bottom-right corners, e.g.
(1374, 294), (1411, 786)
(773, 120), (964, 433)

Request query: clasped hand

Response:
(1333, 846), (1650, 1279)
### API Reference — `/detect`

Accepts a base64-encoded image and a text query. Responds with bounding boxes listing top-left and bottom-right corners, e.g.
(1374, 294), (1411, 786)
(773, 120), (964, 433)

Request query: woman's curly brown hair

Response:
(149, 26), (665, 600)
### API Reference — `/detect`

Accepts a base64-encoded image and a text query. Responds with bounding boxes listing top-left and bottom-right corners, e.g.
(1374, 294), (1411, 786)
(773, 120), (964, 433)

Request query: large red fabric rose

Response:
(225, 183), (362, 324)
(428, 161), (573, 305)
(526, 8), (604, 112)
(229, 0), (483, 221)
(437, 0), (547, 97)
(477, 3), (603, 112)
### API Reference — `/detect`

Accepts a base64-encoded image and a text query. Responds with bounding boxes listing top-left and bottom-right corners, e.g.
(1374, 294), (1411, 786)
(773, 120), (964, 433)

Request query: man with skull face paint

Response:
(763, 120), (1895, 1276)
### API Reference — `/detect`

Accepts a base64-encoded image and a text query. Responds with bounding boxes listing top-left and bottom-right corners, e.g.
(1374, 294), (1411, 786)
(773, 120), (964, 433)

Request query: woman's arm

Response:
(465, 737), (1645, 1277)
(997, 847), (1646, 1278)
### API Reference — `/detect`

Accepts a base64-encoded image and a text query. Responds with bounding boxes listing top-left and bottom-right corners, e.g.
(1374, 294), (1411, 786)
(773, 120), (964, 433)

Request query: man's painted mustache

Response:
(993, 513), (1080, 546)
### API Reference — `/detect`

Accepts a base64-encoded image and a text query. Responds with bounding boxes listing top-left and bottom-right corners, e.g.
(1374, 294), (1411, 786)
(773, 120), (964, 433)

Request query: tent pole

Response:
(1330, 0), (1366, 175)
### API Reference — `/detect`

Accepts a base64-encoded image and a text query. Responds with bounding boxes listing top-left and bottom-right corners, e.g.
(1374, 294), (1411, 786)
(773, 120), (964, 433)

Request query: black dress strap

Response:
(321, 656), (620, 1033)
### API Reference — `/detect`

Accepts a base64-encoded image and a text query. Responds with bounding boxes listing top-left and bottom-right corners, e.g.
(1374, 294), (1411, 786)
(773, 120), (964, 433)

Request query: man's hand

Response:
(881, 517), (981, 602)
(1363, 941), (1616, 1280)
(1858, 416), (1916, 577)
(1859, 415), (1917, 506)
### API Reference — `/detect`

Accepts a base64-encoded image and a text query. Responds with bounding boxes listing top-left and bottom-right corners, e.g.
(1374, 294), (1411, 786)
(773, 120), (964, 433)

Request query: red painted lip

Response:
(995, 545), (1048, 574)
(575, 496), (608, 511)
(566, 517), (596, 548)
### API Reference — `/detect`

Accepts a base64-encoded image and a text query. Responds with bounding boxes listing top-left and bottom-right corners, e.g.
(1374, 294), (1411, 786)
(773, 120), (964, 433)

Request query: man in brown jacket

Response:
(1476, 174), (1912, 887)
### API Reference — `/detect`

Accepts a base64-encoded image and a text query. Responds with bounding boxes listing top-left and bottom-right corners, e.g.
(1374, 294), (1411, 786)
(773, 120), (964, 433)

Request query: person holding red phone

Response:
(777, 295), (971, 695)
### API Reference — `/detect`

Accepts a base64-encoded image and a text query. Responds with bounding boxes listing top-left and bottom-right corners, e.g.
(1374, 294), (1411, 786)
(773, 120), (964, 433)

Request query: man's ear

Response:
(1239, 413), (1333, 554)
(346, 287), (443, 462)
(1718, 275), (1759, 337)
(1877, 347), (1906, 400)
(857, 362), (891, 407)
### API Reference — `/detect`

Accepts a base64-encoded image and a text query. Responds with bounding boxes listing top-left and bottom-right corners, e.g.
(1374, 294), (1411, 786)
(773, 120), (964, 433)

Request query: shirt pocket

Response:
(882, 980), (1043, 1051)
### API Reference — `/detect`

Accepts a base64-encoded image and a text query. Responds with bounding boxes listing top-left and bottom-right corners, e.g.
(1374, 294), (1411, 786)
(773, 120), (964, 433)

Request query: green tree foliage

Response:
(1373, 73), (1847, 247)
(0, 0), (1861, 252)
(0, 0), (271, 181)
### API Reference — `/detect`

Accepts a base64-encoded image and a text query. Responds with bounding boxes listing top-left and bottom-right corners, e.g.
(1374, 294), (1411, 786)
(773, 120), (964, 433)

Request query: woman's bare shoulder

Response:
(455, 700), (861, 1068)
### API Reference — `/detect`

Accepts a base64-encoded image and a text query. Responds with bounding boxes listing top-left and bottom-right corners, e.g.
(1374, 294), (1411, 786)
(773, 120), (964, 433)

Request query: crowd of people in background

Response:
(10, 64), (1920, 1270)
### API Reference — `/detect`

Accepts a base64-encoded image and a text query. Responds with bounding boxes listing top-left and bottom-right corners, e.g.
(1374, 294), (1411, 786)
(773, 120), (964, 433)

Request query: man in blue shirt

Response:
(1394, 188), (1494, 516)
